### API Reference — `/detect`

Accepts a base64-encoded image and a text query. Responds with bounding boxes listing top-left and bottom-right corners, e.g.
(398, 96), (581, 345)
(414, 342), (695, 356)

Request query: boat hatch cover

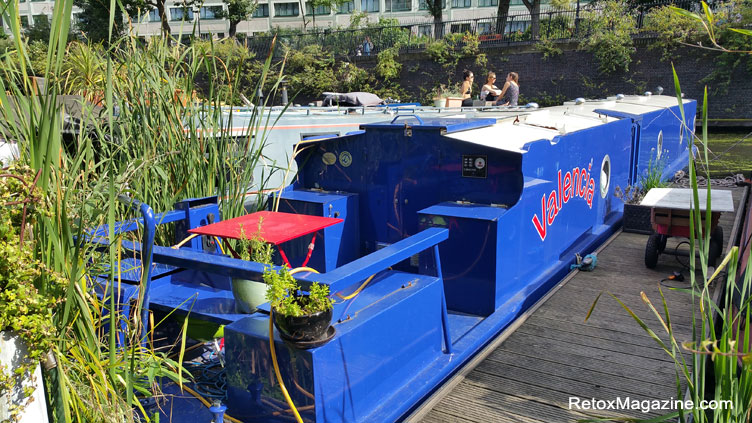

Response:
(593, 108), (643, 122)
(359, 117), (496, 134)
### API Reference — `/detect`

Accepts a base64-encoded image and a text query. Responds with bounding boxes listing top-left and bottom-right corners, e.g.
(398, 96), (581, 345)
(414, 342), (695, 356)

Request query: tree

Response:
(224, 0), (257, 38)
(122, 0), (173, 37)
(424, 0), (444, 39)
(74, 0), (124, 44)
(25, 16), (52, 43)
(495, 0), (511, 35)
(521, 0), (541, 40)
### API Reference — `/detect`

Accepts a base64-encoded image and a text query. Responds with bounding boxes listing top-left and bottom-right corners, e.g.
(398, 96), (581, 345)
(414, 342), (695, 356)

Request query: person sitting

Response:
(480, 72), (502, 102)
(460, 70), (474, 107)
(497, 72), (519, 106)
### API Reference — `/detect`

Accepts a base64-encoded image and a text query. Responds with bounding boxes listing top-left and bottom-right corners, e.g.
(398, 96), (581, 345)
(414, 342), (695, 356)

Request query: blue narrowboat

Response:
(103, 94), (695, 422)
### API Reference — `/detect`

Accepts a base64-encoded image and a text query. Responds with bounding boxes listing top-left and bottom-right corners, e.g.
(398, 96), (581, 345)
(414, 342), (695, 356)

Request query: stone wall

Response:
(348, 40), (752, 125)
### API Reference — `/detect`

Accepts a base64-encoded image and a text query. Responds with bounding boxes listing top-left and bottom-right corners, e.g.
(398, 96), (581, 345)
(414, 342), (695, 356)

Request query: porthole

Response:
(600, 154), (611, 198)
(656, 130), (664, 159)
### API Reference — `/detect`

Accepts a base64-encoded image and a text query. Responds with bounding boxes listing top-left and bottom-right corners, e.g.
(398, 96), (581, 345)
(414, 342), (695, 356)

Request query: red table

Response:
(188, 211), (343, 267)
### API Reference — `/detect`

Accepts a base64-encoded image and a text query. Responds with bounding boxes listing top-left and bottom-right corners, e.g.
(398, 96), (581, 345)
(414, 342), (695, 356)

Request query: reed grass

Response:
(0, 0), (286, 419)
(586, 69), (752, 422)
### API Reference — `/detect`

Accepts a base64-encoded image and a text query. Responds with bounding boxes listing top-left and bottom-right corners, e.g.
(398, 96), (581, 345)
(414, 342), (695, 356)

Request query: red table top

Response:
(188, 211), (343, 245)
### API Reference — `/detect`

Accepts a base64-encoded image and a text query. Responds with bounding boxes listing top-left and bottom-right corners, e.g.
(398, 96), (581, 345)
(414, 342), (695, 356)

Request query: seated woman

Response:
(460, 70), (474, 107)
(497, 72), (519, 106)
(480, 72), (502, 102)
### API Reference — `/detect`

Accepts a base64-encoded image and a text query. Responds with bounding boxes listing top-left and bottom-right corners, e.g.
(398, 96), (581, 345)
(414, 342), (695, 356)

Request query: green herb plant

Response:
(264, 267), (333, 317)
(237, 220), (274, 265)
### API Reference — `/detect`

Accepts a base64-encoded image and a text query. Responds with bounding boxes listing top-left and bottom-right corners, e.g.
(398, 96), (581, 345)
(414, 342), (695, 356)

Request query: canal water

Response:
(705, 129), (752, 178)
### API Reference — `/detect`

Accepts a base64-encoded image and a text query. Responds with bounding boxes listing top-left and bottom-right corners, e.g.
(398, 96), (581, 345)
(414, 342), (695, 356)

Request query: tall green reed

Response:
(0, 0), (287, 419)
(586, 70), (752, 423)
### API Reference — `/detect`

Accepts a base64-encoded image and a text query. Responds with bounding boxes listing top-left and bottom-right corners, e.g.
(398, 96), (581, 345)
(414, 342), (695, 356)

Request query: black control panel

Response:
(462, 155), (488, 178)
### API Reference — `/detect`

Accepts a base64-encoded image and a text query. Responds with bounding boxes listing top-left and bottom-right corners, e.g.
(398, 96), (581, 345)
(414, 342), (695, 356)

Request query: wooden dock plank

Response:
(512, 321), (679, 362)
(412, 187), (745, 423)
(491, 344), (679, 387)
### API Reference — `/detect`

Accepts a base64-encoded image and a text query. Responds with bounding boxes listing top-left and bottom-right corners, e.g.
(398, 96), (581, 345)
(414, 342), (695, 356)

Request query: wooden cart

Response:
(639, 188), (734, 268)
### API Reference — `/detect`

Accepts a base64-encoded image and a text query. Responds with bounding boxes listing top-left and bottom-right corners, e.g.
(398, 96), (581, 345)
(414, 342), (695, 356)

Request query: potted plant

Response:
(231, 223), (275, 313)
(431, 84), (464, 108)
(264, 267), (334, 346)
(615, 155), (669, 234)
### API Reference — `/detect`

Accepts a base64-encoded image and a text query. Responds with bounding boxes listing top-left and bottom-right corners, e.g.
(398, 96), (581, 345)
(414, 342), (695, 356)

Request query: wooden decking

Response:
(410, 187), (747, 423)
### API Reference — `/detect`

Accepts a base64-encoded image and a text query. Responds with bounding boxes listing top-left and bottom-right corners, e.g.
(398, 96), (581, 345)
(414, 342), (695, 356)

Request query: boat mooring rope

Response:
(672, 171), (746, 188)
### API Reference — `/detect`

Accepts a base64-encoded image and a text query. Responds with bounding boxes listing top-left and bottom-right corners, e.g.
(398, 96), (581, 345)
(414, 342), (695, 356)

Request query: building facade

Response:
(3, 0), (539, 39)
(2, 0), (83, 35)
(122, 0), (537, 39)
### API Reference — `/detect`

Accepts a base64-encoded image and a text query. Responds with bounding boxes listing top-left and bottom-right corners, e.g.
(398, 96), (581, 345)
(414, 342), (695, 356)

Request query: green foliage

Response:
(371, 84), (408, 102)
(286, 44), (339, 96)
(0, 166), (64, 416)
(0, 0), (282, 420)
(237, 222), (274, 265)
(264, 267), (333, 317)
(348, 11), (369, 28)
(426, 83), (463, 104)
(376, 47), (401, 80)
(61, 42), (107, 99)
(549, 0), (570, 10)
(24, 16), (52, 43)
(26, 41), (48, 76)
(539, 14), (574, 39)
(193, 38), (257, 105)
(426, 38), (452, 64)
(426, 31), (482, 87)
(335, 62), (372, 93)
(366, 18), (413, 51)
(639, 155), (669, 192)
(73, 0), (124, 44)
(474, 52), (488, 69)
(0, 38), (13, 54)
(536, 38), (562, 59)
(579, 0), (635, 74)
(459, 32), (480, 57)
(643, 5), (704, 61)
(523, 90), (567, 107)
(702, 31), (752, 94)
(666, 0), (752, 93)
(614, 153), (668, 204)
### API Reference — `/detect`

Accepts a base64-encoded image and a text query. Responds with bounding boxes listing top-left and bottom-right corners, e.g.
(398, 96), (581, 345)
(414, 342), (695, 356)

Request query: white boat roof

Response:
(445, 95), (692, 153)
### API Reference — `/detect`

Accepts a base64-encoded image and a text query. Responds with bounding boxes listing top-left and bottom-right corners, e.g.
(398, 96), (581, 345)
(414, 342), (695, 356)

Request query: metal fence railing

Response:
(239, 0), (700, 58)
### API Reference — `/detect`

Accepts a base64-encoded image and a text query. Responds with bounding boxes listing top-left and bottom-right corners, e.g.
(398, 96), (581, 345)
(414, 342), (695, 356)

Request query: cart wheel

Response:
(645, 233), (661, 269)
(708, 226), (723, 267)
(658, 234), (668, 253)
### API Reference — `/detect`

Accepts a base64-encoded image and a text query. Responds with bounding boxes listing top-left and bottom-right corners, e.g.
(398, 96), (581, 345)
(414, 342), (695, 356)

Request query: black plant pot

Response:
(274, 308), (333, 344)
(622, 203), (653, 235)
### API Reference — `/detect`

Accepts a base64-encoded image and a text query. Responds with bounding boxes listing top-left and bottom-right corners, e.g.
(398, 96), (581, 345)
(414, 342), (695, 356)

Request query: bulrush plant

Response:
(0, 0), (287, 420)
(586, 69), (752, 422)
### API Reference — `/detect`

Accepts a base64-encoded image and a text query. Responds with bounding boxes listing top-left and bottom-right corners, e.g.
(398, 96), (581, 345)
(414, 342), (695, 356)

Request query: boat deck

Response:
(410, 186), (747, 423)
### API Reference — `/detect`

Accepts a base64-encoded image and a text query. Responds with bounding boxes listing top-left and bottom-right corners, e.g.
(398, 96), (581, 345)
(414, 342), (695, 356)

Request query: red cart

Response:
(640, 188), (734, 268)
